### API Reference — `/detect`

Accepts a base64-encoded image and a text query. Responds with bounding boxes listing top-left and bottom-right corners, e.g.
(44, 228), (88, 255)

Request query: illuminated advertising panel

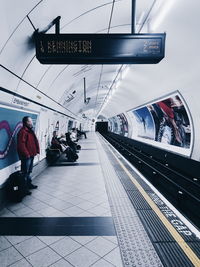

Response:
(108, 113), (129, 136)
(0, 105), (38, 170)
(127, 93), (192, 156)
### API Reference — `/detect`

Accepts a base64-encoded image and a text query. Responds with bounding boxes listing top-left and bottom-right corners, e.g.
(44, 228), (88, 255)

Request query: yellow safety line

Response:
(107, 143), (200, 266)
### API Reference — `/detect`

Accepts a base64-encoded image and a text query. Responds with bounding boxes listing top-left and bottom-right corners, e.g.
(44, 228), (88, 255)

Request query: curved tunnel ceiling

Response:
(0, 0), (155, 120)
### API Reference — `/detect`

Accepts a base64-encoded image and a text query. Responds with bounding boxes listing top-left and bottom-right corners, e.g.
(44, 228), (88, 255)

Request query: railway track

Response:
(102, 132), (200, 228)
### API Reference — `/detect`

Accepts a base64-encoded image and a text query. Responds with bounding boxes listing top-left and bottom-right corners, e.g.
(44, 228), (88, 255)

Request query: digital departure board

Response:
(35, 33), (166, 64)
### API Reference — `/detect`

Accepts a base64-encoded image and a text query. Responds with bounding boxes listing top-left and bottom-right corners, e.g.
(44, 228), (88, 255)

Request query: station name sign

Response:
(35, 33), (166, 64)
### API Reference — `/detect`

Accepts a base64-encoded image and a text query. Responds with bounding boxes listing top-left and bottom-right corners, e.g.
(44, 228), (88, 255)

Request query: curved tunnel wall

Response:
(102, 0), (200, 161)
(0, 0), (200, 185)
(108, 92), (193, 157)
(0, 94), (78, 186)
(0, 0), (130, 186)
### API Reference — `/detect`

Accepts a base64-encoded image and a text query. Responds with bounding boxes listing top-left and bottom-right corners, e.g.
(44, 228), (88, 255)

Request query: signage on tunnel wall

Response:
(108, 113), (129, 137)
(0, 105), (38, 170)
(126, 93), (193, 156)
(35, 33), (166, 64)
(108, 93), (193, 156)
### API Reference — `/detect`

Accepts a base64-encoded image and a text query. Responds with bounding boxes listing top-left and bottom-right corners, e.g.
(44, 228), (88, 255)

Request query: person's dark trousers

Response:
(21, 156), (37, 189)
(79, 131), (87, 139)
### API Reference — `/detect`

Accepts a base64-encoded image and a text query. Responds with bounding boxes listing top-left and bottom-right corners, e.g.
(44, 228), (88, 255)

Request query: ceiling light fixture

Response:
(122, 66), (130, 79)
(151, 0), (175, 31)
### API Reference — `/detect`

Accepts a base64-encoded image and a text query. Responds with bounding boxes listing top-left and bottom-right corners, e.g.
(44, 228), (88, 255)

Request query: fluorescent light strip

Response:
(151, 0), (175, 31)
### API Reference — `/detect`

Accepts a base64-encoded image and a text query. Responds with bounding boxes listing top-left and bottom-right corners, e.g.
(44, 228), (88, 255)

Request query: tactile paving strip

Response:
(96, 136), (163, 267)
(138, 210), (174, 242)
(154, 242), (194, 267)
(126, 190), (152, 210)
(187, 242), (200, 258)
(107, 148), (153, 192)
(99, 135), (200, 267)
(117, 175), (139, 191)
(120, 160), (154, 191)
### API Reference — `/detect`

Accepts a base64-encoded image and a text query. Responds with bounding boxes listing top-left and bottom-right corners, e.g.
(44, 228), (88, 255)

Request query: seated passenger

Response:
(70, 128), (78, 142)
(51, 131), (66, 152)
(59, 134), (67, 145)
(65, 132), (77, 153)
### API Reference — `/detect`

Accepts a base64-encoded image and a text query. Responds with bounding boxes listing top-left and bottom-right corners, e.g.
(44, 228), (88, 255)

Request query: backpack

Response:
(6, 171), (28, 202)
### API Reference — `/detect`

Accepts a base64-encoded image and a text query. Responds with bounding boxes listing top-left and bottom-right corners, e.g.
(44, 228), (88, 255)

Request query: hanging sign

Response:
(35, 33), (165, 64)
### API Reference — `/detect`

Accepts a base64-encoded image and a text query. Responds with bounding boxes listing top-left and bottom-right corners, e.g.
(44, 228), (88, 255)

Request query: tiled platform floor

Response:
(0, 133), (123, 267)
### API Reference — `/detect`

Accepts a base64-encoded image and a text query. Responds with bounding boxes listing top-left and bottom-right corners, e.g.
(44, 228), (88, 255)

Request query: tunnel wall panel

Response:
(102, 0), (200, 161)
(108, 93), (193, 157)
(0, 90), (74, 187)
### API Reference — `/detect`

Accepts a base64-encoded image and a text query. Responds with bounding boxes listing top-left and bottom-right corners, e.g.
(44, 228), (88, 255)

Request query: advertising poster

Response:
(117, 113), (129, 136)
(148, 95), (191, 148)
(0, 106), (38, 170)
(68, 120), (73, 131)
(112, 116), (120, 134)
(127, 94), (192, 154)
(108, 118), (113, 132)
(108, 113), (129, 136)
(132, 107), (155, 140)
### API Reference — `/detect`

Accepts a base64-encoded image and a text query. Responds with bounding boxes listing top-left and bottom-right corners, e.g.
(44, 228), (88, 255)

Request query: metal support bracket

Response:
(132, 0), (136, 34)
(34, 16), (61, 35)
(54, 16), (61, 34)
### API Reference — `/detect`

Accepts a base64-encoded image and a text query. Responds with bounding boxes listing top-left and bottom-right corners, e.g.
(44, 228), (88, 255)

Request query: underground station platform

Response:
(0, 133), (199, 267)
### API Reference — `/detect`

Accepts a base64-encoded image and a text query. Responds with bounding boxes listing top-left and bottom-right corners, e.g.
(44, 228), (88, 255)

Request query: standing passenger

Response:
(17, 116), (39, 191)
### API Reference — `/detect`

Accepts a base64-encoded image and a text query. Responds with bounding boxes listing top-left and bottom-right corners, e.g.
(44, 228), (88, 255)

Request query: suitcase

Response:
(6, 171), (28, 202)
(66, 147), (79, 162)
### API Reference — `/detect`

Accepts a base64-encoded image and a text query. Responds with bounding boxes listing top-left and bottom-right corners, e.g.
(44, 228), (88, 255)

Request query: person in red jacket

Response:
(17, 116), (39, 191)
(157, 99), (182, 144)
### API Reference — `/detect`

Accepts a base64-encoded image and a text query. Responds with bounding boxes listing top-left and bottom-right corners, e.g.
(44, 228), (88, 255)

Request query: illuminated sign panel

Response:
(35, 33), (165, 64)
